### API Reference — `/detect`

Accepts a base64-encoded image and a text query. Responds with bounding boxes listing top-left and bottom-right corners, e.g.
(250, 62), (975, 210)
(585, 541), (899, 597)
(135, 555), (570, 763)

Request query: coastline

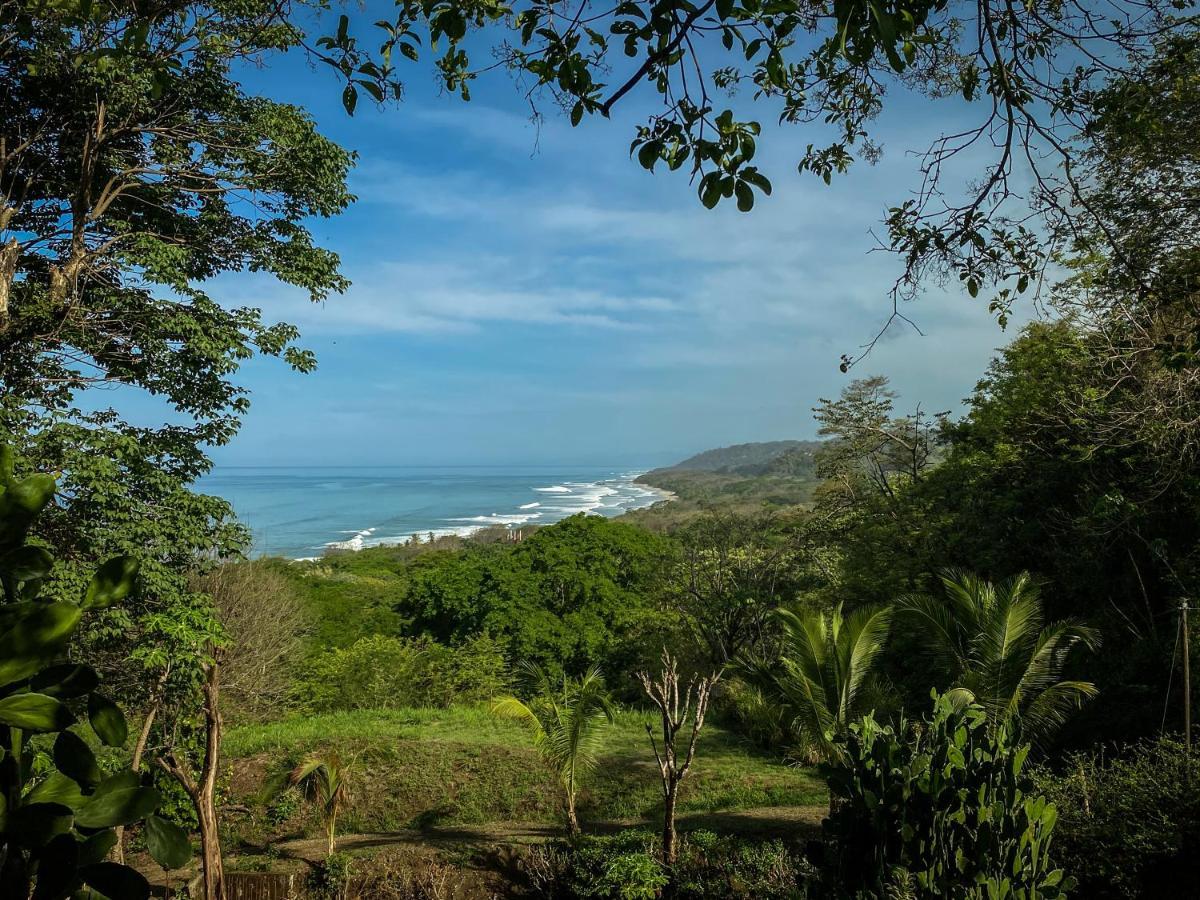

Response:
(295, 473), (676, 560)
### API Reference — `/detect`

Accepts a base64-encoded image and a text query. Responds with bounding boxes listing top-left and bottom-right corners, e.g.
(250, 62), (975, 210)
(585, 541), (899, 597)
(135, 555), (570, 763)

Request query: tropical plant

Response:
(492, 662), (615, 834)
(740, 602), (892, 761)
(0, 445), (188, 900)
(820, 692), (1075, 898)
(897, 570), (1099, 745)
(290, 753), (352, 857)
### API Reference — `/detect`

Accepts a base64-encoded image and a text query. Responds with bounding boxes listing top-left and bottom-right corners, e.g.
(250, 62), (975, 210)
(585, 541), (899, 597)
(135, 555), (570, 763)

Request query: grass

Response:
(222, 705), (825, 845)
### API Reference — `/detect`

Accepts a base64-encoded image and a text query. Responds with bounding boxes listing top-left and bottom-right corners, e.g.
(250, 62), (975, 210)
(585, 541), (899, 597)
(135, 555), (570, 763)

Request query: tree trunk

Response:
(160, 662), (226, 900)
(114, 671), (168, 864)
(565, 795), (580, 836)
(662, 788), (678, 866)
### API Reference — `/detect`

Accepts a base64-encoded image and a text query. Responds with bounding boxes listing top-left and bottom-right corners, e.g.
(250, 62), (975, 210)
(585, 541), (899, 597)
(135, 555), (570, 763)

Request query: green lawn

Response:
(222, 705), (824, 844)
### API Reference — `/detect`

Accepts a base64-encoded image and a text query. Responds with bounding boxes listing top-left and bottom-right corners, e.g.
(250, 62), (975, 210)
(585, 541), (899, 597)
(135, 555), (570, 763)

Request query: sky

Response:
(199, 15), (1035, 468)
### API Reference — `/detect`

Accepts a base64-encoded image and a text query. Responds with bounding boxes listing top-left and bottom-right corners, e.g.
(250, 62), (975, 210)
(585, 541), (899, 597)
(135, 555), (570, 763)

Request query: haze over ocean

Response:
(200, 465), (671, 558)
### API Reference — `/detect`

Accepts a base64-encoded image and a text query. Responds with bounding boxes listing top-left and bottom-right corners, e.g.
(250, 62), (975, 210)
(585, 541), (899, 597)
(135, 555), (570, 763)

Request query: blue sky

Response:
(203, 19), (1031, 467)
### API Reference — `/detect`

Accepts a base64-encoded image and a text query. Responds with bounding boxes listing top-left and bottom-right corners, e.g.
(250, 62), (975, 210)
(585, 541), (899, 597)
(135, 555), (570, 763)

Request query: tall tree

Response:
(0, 0), (352, 702)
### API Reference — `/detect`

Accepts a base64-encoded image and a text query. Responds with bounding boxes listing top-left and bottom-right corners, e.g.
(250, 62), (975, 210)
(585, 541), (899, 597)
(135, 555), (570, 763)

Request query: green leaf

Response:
(342, 84), (358, 115)
(55, 730), (101, 790)
(75, 772), (160, 829)
(27, 771), (87, 809)
(88, 694), (127, 747)
(0, 546), (54, 582)
(82, 557), (139, 610)
(145, 815), (192, 870)
(735, 180), (755, 212)
(77, 829), (119, 866)
(31, 663), (100, 698)
(80, 863), (150, 900)
(0, 692), (75, 732)
(5, 802), (74, 848)
(33, 833), (80, 899)
(0, 602), (82, 686)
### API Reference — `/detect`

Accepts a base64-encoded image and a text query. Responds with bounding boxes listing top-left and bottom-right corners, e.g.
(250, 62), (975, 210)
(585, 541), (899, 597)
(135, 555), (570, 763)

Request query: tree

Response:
(637, 651), (721, 866)
(897, 570), (1099, 745)
(312, 1), (1191, 350)
(492, 662), (615, 834)
(0, 446), (160, 900)
(673, 510), (802, 667)
(0, 0), (353, 720)
(740, 602), (892, 762)
(289, 753), (352, 858)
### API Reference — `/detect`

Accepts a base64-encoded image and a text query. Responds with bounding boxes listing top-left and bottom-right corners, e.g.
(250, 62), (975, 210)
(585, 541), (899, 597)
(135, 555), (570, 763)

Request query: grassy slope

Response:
(223, 705), (824, 845)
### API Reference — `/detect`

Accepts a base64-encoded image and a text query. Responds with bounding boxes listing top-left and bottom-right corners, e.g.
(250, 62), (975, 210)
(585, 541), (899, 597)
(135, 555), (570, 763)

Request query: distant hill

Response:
(626, 440), (825, 529)
(665, 440), (823, 477)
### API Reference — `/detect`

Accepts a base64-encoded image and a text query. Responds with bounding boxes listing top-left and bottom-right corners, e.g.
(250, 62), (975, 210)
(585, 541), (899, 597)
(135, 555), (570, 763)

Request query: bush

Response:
(1034, 735), (1200, 898)
(293, 634), (510, 712)
(307, 851), (354, 900)
(673, 830), (816, 899)
(520, 830), (814, 900)
(819, 692), (1073, 898)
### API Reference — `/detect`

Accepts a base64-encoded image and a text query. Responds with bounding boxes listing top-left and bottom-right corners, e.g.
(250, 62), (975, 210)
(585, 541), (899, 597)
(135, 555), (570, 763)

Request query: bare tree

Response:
(196, 561), (308, 717)
(637, 652), (722, 866)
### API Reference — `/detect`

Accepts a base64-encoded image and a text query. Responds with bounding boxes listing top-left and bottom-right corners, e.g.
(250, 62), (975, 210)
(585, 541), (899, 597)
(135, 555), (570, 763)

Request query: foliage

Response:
(673, 830), (816, 900)
(293, 633), (509, 712)
(566, 831), (665, 900)
(1034, 735), (1200, 898)
(741, 602), (892, 760)
(0, 447), (158, 899)
(820, 692), (1074, 898)
(492, 662), (614, 833)
(0, 0), (353, 718)
(306, 850), (354, 900)
(404, 515), (676, 684)
(897, 570), (1099, 746)
(289, 752), (351, 857)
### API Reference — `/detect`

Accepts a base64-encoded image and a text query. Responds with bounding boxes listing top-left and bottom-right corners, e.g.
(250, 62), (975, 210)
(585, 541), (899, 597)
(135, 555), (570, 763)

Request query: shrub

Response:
(293, 634), (510, 712)
(307, 851), (354, 900)
(673, 830), (815, 899)
(819, 692), (1073, 898)
(1034, 735), (1200, 898)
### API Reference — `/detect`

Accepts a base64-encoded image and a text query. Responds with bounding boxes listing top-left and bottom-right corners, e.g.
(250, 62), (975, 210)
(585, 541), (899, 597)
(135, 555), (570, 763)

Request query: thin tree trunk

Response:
(114, 670), (169, 864)
(159, 662), (226, 900)
(662, 787), (678, 866)
(566, 794), (580, 836)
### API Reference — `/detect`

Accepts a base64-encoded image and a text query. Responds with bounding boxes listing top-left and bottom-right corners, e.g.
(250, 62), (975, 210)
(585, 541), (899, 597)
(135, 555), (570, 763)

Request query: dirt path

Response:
(270, 805), (827, 862)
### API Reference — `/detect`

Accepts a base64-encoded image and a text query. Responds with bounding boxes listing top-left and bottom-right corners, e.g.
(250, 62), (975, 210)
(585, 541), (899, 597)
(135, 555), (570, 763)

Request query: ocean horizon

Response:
(199, 465), (671, 559)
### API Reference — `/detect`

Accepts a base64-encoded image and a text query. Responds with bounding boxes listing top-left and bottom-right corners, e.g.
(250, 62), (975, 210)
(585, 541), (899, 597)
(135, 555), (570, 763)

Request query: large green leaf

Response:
(0, 545), (54, 582)
(144, 815), (192, 870)
(32, 832), (80, 900)
(54, 730), (101, 790)
(3, 802), (73, 848)
(26, 771), (87, 809)
(82, 557), (140, 610)
(31, 663), (100, 699)
(0, 692), (75, 732)
(77, 829), (118, 866)
(74, 772), (159, 829)
(79, 863), (150, 900)
(87, 694), (127, 747)
(0, 603), (82, 686)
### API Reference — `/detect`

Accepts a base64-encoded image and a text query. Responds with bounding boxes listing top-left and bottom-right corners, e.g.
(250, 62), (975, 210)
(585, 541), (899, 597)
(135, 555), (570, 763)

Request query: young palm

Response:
(491, 662), (614, 835)
(289, 752), (351, 857)
(897, 569), (1100, 745)
(740, 602), (893, 761)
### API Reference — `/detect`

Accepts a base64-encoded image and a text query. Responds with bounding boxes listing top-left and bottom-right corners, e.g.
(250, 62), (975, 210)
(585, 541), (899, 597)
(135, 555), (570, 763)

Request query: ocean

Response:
(198, 466), (671, 559)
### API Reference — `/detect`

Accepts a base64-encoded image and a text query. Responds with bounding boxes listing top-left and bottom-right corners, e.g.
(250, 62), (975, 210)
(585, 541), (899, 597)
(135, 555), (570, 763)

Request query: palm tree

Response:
(289, 752), (351, 857)
(897, 569), (1100, 745)
(740, 602), (893, 761)
(491, 662), (614, 834)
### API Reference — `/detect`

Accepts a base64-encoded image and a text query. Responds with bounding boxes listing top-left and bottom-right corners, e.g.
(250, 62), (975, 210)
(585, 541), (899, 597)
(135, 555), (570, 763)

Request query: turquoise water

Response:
(199, 466), (669, 559)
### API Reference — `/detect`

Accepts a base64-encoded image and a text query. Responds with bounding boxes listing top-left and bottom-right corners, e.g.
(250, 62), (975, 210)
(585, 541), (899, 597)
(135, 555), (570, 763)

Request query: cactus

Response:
(819, 691), (1074, 898)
